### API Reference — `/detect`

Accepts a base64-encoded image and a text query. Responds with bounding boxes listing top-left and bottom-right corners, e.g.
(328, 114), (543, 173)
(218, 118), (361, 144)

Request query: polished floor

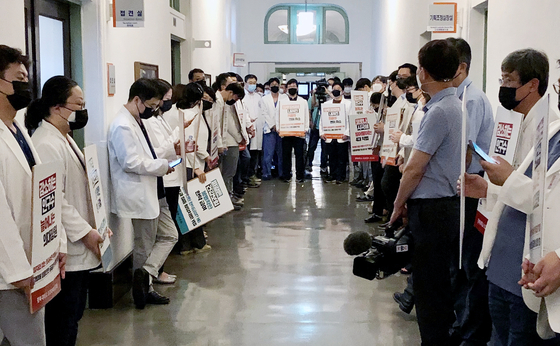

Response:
(78, 172), (421, 346)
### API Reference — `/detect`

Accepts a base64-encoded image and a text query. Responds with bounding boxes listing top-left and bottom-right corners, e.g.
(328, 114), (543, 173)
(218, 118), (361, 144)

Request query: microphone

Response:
(343, 231), (373, 256)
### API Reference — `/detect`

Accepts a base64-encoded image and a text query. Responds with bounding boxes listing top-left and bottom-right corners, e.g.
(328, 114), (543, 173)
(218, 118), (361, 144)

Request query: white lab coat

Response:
(108, 106), (169, 219)
(32, 121), (100, 272)
(144, 114), (182, 187)
(183, 107), (210, 170)
(214, 92), (226, 149)
(0, 119), (64, 290)
(244, 91), (263, 150)
(319, 98), (351, 143)
(260, 93), (288, 135)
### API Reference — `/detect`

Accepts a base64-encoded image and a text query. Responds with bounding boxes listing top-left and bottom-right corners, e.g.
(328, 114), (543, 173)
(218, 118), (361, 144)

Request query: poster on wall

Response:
(29, 162), (62, 313)
(176, 169), (234, 234)
(320, 103), (346, 140)
(427, 2), (457, 33)
(84, 145), (112, 271)
(279, 101), (306, 137)
(474, 106), (524, 233)
(113, 0), (145, 28)
(349, 113), (377, 162)
(380, 108), (401, 166)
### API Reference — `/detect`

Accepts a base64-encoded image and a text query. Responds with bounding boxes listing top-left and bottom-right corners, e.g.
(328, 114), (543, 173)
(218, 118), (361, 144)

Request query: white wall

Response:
(0, 0), (25, 51)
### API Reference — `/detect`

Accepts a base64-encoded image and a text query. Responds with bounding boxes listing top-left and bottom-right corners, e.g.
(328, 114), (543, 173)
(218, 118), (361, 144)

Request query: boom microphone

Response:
(344, 231), (373, 256)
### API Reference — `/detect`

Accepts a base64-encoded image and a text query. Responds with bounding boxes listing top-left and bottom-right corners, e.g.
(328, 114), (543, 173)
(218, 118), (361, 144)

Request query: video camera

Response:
(314, 78), (329, 103)
(344, 225), (412, 280)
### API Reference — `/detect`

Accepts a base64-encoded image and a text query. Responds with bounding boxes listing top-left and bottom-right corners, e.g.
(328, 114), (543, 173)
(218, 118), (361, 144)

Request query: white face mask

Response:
(279, 89), (284, 94)
(257, 91), (264, 97)
(264, 90), (271, 95)
(371, 83), (383, 93)
(327, 85), (333, 92)
(344, 87), (352, 94)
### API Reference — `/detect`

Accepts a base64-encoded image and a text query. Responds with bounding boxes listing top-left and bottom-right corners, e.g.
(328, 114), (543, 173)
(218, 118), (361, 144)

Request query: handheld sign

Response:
(321, 103), (347, 139)
(380, 107), (402, 166)
(529, 95), (550, 263)
(176, 169), (234, 234)
(209, 107), (220, 169)
(349, 113), (378, 162)
(474, 106), (524, 233)
(279, 101), (306, 137)
(84, 145), (112, 271)
(30, 161), (62, 313)
(350, 90), (369, 115)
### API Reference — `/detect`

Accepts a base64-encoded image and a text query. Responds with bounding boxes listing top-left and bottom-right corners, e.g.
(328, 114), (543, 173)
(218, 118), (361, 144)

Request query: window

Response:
(264, 4), (349, 44)
(170, 0), (180, 12)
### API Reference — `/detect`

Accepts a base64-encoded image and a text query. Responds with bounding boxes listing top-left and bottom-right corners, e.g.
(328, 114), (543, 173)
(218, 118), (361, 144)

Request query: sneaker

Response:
(233, 205), (242, 211)
(335, 180), (343, 185)
(195, 244), (212, 253)
(247, 182), (261, 188)
(133, 268), (149, 309)
(146, 290), (170, 305)
(296, 178), (305, 183)
(356, 195), (374, 202)
(364, 214), (383, 223)
(154, 272), (176, 284)
(393, 292), (414, 314)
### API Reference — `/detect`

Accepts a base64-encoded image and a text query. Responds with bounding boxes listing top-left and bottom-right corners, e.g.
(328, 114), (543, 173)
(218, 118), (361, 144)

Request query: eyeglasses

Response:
(554, 83), (560, 95)
(66, 102), (86, 110)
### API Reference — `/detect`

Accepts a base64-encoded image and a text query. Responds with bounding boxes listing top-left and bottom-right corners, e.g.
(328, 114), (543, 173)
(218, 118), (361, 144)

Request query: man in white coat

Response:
(261, 77), (287, 180)
(244, 74), (263, 185)
(108, 78), (175, 309)
(0, 45), (64, 346)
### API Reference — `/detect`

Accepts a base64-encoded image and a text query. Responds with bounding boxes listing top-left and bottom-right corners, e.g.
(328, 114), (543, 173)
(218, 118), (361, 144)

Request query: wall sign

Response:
(427, 2), (457, 33)
(107, 63), (115, 97)
(233, 53), (246, 67)
(113, 0), (145, 28)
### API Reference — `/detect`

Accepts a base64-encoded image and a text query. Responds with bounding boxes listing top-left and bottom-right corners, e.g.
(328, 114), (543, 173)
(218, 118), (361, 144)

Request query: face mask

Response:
(332, 89), (341, 97)
(270, 86), (279, 94)
(328, 85), (333, 92)
(203, 100), (213, 111)
(371, 83), (383, 93)
(499, 86), (528, 110)
(258, 91), (264, 97)
(68, 109), (88, 130)
(344, 87), (352, 94)
(247, 84), (257, 92)
(288, 88), (298, 96)
(279, 88), (284, 94)
(406, 93), (417, 104)
(160, 100), (172, 113)
(0, 79), (32, 111)
(226, 99), (236, 106)
(264, 90), (271, 95)
(137, 101), (154, 119)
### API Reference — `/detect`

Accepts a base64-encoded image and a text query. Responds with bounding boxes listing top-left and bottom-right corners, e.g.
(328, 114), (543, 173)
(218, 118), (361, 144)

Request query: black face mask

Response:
(160, 100), (172, 113)
(138, 102), (154, 119)
(203, 100), (213, 111)
(0, 79), (32, 111)
(406, 92), (417, 104)
(332, 90), (341, 97)
(226, 99), (236, 106)
(270, 86), (279, 93)
(396, 78), (408, 90)
(499, 86), (524, 110)
(69, 109), (88, 130)
(288, 88), (298, 96)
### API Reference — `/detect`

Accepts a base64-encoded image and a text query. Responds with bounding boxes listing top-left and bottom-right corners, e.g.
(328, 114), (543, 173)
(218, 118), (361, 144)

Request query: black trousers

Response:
(371, 160), (386, 215)
(328, 140), (349, 181)
(381, 165), (402, 214)
(451, 197), (492, 344)
(281, 136), (306, 180)
(45, 270), (89, 346)
(249, 149), (261, 178)
(307, 129), (320, 168)
(408, 197), (459, 346)
(320, 138), (330, 169)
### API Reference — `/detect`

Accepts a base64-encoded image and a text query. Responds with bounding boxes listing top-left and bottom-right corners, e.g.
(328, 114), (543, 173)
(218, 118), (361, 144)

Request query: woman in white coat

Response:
(27, 76), (105, 346)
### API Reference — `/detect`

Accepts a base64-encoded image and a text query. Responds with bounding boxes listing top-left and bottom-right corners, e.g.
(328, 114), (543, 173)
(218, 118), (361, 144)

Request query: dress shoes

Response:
(146, 290), (170, 305)
(356, 195), (374, 202)
(364, 214), (383, 223)
(393, 292), (414, 314)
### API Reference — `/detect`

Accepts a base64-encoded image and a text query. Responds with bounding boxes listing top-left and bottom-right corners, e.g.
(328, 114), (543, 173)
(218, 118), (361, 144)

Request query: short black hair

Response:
(26, 76), (77, 130)
(356, 78), (371, 90)
(226, 82), (245, 98)
(188, 68), (204, 81)
(286, 78), (298, 86)
(212, 73), (231, 92)
(372, 75), (387, 84)
(328, 78), (335, 82)
(398, 63), (418, 75)
(176, 82), (204, 109)
(447, 38), (471, 72)
(333, 77), (341, 83)
(388, 70), (398, 82)
(502, 49), (549, 96)
(370, 92), (382, 105)
(203, 85), (216, 102)
(155, 79), (172, 99)
(342, 78), (353, 86)
(0, 45), (30, 79)
(418, 40), (460, 82)
(256, 83), (264, 90)
(264, 81), (270, 87)
(332, 81), (344, 89)
(244, 74), (257, 83)
(128, 78), (160, 102)
(268, 77), (280, 85)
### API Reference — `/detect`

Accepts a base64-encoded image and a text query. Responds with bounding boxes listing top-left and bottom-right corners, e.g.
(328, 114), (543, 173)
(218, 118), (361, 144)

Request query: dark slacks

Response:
(320, 138), (330, 170)
(381, 164), (402, 215)
(281, 136), (306, 180)
(408, 197), (459, 346)
(249, 149), (261, 178)
(307, 128), (320, 168)
(371, 160), (386, 215)
(328, 140), (349, 182)
(45, 270), (89, 346)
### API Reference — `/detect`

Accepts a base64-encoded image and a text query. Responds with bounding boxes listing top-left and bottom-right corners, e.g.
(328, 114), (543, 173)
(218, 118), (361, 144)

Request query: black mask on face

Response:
(270, 85), (279, 93)
(288, 88), (298, 96)
(499, 86), (524, 110)
(137, 101), (154, 119)
(69, 109), (88, 130)
(0, 79), (32, 111)
(406, 92), (417, 104)
(160, 100), (172, 113)
(203, 100), (213, 111)
(226, 99), (236, 106)
(396, 78), (408, 90)
(332, 89), (342, 97)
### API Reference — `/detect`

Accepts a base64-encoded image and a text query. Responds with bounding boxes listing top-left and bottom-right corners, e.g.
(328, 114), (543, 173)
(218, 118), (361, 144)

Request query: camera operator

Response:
(389, 40), (462, 345)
